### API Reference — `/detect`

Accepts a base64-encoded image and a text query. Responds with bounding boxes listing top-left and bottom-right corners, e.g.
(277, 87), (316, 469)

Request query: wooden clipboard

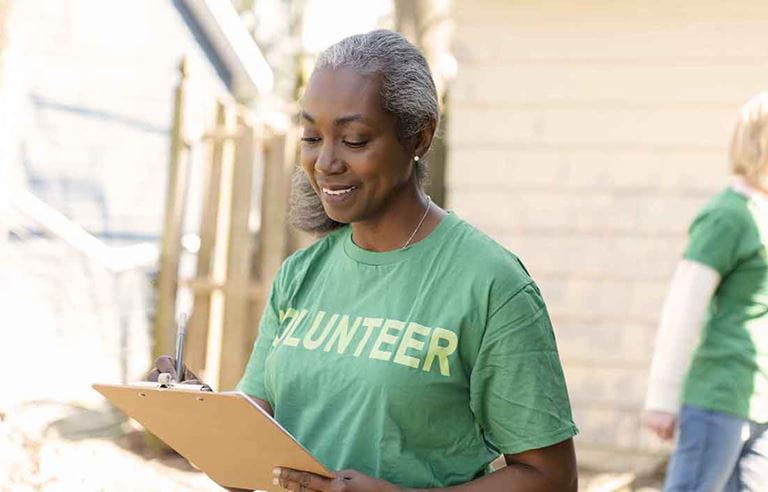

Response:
(93, 383), (333, 491)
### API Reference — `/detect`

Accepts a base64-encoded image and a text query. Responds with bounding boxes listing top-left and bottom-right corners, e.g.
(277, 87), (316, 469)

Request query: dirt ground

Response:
(0, 401), (662, 492)
(0, 401), (220, 491)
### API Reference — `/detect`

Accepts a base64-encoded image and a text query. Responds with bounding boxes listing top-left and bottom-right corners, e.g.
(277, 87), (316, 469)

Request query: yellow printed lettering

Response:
(302, 311), (339, 351)
(324, 315), (362, 354)
(353, 317), (383, 357)
(273, 308), (298, 347)
(369, 319), (405, 361)
(282, 309), (308, 347)
(422, 327), (458, 376)
(393, 322), (431, 368)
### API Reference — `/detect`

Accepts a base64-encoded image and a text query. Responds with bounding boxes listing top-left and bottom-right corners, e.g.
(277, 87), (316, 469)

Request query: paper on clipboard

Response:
(93, 383), (333, 491)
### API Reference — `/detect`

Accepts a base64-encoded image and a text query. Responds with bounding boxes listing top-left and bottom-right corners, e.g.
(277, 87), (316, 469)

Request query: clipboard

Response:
(93, 383), (333, 491)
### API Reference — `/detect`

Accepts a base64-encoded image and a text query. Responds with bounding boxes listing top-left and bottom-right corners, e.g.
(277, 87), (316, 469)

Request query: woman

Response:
(644, 93), (768, 491)
(161, 29), (578, 491)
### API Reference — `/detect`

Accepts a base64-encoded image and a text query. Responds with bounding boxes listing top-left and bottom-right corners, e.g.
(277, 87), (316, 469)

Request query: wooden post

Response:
(204, 104), (238, 390)
(257, 130), (293, 287)
(244, 129), (294, 355)
(152, 57), (190, 362)
(217, 113), (259, 390)
(186, 100), (234, 376)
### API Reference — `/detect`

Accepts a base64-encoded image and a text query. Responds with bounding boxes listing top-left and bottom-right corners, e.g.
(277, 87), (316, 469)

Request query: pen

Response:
(175, 313), (187, 382)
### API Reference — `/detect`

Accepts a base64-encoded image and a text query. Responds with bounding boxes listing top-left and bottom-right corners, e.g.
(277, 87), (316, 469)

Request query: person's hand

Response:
(642, 409), (678, 441)
(273, 467), (402, 492)
(147, 355), (204, 384)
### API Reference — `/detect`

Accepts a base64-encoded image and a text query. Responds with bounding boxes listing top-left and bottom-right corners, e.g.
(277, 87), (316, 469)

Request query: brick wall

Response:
(448, 0), (768, 472)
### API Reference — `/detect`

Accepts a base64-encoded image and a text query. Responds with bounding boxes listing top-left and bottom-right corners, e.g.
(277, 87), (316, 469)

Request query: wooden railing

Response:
(153, 58), (295, 391)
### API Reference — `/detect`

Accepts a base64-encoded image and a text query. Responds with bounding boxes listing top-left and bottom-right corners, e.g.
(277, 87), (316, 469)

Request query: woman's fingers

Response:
(274, 467), (331, 492)
(146, 368), (160, 382)
(155, 355), (177, 379)
(147, 355), (202, 383)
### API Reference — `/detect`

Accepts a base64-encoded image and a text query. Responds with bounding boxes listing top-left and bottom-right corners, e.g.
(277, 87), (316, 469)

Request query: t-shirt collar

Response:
(342, 212), (459, 266)
(731, 175), (768, 212)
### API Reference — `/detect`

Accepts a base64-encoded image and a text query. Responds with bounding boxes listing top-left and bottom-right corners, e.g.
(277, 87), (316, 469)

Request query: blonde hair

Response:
(731, 92), (768, 182)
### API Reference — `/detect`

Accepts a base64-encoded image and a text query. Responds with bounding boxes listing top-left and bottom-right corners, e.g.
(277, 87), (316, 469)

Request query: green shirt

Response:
(239, 213), (577, 488)
(683, 188), (768, 422)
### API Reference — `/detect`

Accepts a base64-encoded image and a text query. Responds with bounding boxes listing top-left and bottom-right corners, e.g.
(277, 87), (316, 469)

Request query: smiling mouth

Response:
(322, 186), (358, 196)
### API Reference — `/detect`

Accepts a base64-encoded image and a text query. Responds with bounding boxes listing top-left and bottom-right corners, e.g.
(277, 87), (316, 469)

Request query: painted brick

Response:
(576, 444), (668, 475)
(562, 278), (667, 321)
(555, 321), (657, 367)
(447, 147), (729, 193)
(499, 233), (683, 282)
(452, 63), (768, 106)
(573, 406), (645, 451)
(573, 405), (674, 460)
(450, 188), (707, 239)
(454, 2), (768, 63)
(448, 105), (735, 149)
(566, 365), (649, 411)
(449, 0), (768, 469)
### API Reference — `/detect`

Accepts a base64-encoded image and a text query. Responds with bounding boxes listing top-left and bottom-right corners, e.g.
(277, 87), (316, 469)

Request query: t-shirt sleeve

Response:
(236, 275), (282, 400)
(683, 207), (745, 275)
(469, 282), (578, 455)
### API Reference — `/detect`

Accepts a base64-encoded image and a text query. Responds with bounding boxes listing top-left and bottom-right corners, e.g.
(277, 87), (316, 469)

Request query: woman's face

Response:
(299, 67), (414, 225)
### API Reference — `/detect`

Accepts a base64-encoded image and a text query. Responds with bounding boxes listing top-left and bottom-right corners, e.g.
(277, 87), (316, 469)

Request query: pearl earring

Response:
(414, 155), (420, 162)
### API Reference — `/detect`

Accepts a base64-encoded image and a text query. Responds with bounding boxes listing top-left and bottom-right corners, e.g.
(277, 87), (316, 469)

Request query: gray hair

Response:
(290, 29), (439, 234)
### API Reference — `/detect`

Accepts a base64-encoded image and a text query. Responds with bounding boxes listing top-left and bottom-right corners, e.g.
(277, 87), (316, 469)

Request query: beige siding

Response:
(448, 0), (768, 472)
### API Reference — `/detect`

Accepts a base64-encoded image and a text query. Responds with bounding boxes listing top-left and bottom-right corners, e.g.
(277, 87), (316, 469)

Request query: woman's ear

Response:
(414, 118), (437, 158)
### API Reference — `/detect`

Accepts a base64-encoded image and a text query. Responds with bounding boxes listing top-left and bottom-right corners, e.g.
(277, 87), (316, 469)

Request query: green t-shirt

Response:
(238, 213), (577, 488)
(683, 187), (768, 422)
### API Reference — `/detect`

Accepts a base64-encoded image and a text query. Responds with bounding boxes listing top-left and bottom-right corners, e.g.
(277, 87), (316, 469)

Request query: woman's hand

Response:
(147, 355), (204, 384)
(273, 467), (401, 492)
(642, 409), (677, 441)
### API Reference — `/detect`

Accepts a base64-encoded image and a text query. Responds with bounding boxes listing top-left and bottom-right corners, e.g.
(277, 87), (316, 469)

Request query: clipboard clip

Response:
(157, 372), (213, 392)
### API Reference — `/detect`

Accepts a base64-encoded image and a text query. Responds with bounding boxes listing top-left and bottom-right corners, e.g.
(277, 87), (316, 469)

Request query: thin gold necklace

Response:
(401, 196), (432, 249)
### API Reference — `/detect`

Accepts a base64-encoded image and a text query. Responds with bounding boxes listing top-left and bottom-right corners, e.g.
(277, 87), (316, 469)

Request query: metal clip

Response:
(157, 372), (174, 388)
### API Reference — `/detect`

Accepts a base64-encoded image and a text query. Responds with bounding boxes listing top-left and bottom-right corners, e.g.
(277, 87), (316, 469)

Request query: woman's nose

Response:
(314, 142), (345, 175)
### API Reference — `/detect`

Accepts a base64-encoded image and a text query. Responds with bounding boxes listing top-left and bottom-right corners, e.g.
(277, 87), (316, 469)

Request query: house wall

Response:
(0, 0), (229, 408)
(7, 0), (228, 238)
(448, 0), (768, 472)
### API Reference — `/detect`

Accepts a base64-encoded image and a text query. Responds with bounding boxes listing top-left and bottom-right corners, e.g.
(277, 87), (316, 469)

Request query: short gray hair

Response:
(316, 29), (439, 143)
(290, 29), (439, 234)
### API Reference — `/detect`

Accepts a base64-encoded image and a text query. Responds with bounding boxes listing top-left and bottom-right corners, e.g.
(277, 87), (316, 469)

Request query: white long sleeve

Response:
(644, 259), (721, 413)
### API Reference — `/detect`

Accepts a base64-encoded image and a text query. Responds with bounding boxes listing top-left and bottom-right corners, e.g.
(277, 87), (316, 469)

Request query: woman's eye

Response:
(343, 139), (368, 148)
(301, 136), (321, 144)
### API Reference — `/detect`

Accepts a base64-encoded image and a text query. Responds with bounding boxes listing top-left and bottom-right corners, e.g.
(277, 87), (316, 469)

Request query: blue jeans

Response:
(664, 405), (768, 491)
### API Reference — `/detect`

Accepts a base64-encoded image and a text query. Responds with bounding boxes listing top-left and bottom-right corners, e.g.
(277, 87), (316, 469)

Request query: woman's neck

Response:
(350, 183), (443, 252)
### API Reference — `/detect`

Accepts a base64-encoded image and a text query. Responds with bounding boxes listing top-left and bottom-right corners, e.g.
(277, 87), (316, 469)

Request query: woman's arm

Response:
(412, 438), (577, 492)
(274, 438), (577, 492)
(643, 259), (720, 439)
(408, 439), (578, 492)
